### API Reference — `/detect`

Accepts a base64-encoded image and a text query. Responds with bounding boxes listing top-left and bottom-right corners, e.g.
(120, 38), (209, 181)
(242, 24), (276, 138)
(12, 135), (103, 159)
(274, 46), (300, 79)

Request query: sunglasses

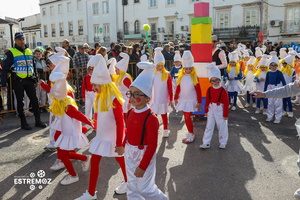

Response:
(210, 79), (220, 83)
(126, 91), (147, 99)
(282, 62), (287, 65)
(269, 64), (278, 67)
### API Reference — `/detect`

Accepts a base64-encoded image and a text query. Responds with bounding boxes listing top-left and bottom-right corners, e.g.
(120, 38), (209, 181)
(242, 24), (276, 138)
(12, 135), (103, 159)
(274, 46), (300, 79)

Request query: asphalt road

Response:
(1, 96), (300, 200)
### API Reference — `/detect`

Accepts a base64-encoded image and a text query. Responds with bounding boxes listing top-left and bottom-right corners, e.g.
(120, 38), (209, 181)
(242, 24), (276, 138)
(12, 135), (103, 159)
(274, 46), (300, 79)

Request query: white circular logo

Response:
(30, 173), (35, 178)
(37, 170), (45, 178)
(29, 185), (35, 190)
(38, 185), (43, 190)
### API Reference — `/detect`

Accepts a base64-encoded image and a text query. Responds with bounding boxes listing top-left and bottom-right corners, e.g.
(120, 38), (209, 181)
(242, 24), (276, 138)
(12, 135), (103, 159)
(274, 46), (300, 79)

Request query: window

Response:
(0, 28), (5, 35)
(77, 0), (82, 10)
(67, 2), (72, 12)
(216, 12), (230, 28)
(167, 0), (174, 5)
(93, 3), (99, 15)
(134, 0), (140, 3)
(103, 1), (109, 14)
(191, 0), (199, 2)
(59, 23), (64, 36)
(151, 23), (157, 40)
(51, 24), (55, 37)
(58, 4), (63, 14)
(44, 25), (48, 37)
(78, 20), (83, 35)
(68, 21), (73, 36)
(50, 6), (54, 15)
(150, 0), (156, 7)
(287, 7), (300, 32)
(103, 23), (110, 37)
(94, 24), (100, 38)
(134, 20), (140, 34)
(124, 22), (129, 34)
(245, 10), (259, 26)
(42, 8), (46, 16)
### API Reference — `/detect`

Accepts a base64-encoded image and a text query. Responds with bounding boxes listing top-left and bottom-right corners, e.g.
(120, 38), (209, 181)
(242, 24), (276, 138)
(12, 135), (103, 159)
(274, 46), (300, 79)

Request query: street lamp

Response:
(8, 23), (14, 48)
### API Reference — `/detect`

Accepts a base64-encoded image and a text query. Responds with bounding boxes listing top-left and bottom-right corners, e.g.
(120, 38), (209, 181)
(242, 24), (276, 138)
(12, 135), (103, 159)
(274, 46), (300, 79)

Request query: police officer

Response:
(1, 32), (47, 130)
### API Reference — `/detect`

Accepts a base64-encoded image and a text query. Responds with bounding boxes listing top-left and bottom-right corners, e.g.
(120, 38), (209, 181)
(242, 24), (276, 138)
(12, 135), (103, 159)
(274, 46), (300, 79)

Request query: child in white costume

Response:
(243, 56), (257, 108)
(82, 64), (96, 120)
(150, 47), (173, 138)
(125, 60), (168, 200)
(200, 63), (229, 149)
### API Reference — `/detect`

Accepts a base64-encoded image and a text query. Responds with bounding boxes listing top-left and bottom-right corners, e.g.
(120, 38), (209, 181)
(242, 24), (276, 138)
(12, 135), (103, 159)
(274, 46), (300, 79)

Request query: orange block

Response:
(198, 77), (210, 97)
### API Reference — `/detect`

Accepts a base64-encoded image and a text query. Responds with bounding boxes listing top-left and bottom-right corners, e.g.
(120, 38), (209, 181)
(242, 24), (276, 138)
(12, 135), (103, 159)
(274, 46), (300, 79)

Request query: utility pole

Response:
(260, 0), (263, 32)
(9, 24), (14, 48)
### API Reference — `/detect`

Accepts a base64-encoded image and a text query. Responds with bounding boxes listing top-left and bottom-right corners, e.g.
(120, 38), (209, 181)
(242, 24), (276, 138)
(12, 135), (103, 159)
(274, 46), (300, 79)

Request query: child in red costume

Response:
(82, 65), (96, 120)
(75, 54), (127, 200)
(124, 61), (168, 200)
(174, 50), (202, 144)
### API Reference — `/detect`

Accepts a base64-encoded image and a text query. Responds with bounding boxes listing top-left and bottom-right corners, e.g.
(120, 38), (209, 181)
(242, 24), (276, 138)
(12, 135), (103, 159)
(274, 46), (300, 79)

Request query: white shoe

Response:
(282, 111), (287, 116)
(260, 107), (264, 111)
(182, 133), (195, 144)
(82, 155), (91, 172)
(114, 182), (127, 195)
(263, 109), (267, 115)
(75, 190), (97, 200)
(219, 144), (226, 149)
(60, 174), (79, 185)
(163, 130), (170, 138)
(199, 144), (210, 149)
(244, 103), (250, 108)
(266, 118), (272, 122)
(255, 108), (260, 114)
(288, 112), (294, 118)
(25, 111), (34, 117)
(292, 99), (300, 104)
(274, 119), (281, 124)
(252, 104), (256, 108)
(45, 143), (56, 149)
(231, 106), (236, 111)
(50, 159), (65, 170)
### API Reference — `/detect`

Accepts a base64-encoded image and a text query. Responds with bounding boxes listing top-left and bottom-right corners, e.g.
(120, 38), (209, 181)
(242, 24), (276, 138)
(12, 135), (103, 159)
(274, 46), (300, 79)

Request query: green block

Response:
(191, 17), (212, 25)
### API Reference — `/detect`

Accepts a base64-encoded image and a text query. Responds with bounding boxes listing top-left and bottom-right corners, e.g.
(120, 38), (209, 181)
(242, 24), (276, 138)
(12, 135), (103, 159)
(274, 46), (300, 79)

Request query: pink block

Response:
(194, 2), (209, 18)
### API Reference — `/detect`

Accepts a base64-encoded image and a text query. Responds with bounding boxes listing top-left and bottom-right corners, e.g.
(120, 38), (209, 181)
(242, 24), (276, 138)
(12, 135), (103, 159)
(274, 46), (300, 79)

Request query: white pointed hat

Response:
(229, 51), (239, 63)
(279, 48), (287, 59)
(154, 47), (165, 65)
(49, 72), (67, 100)
(108, 57), (117, 75)
(255, 47), (263, 58)
(206, 62), (221, 80)
(288, 47), (294, 53)
(258, 55), (269, 66)
(131, 61), (156, 97)
(174, 51), (182, 62)
(247, 56), (256, 66)
(182, 50), (194, 68)
(243, 50), (249, 58)
(140, 54), (148, 62)
(282, 54), (296, 65)
(268, 52), (279, 66)
(55, 47), (67, 55)
(116, 52), (129, 72)
(51, 56), (70, 75)
(90, 54), (112, 85)
(261, 45), (267, 53)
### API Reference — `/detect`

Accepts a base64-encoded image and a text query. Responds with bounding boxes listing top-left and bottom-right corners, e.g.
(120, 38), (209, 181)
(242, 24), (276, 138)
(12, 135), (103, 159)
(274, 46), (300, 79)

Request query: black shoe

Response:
(21, 123), (33, 130)
(35, 121), (47, 128)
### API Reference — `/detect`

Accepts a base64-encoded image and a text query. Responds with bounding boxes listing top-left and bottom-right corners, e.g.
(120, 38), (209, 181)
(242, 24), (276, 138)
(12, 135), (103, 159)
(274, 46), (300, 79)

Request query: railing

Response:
(213, 25), (260, 40)
(281, 20), (300, 34)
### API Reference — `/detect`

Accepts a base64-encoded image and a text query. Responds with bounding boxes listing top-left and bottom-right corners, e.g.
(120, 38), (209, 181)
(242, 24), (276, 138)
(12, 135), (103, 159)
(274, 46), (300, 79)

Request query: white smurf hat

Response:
(174, 51), (182, 62)
(116, 52), (129, 72)
(154, 47), (165, 65)
(255, 47), (263, 58)
(206, 62), (221, 80)
(90, 54), (112, 85)
(243, 50), (249, 58)
(258, 55), (269, 66)
(279, 48), (287, 59)
(247, 56), (256, 65)
(268, 51), (279, 65)
(140, 54), (148, 62)
(182, 50), (194, 68)
(49, 72), (67, 100)
(51, 56), (70, 75)
(228, 51), (239, 63)
(131, 61), (156, 97)
(55, 47), (67, 56)
(108, 57), (117, 75)
(288, 47), (294, 53)
(282, 54), (296, 65)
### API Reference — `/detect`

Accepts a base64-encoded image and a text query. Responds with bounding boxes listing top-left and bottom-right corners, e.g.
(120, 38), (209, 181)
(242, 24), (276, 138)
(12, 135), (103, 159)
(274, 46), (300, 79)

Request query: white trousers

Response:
(85, 91), (96, 119)
(266, 85), (282, 121)
(202, 103), (228, 145)
(125, 143), (168, 200)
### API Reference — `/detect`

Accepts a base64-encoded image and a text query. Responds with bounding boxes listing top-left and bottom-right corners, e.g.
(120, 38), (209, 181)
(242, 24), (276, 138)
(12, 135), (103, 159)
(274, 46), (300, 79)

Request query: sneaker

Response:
(82, 155), (91, 172)
(288, 112), (294, 118)
(294, 188), (300, 199)
(199, 144), (210, 149)
(50, 159), (65, 170)
(274, 119), (281, 124)
(255, 108), (260, 114)
(252, 104), (256, 108)
(244, 103), (250, 108)
(231, 106), (236, 111)
(182, 133), (195, 144)
(266, 118), (272, 122)
(114, 182), (127, 195)
(262, 109), (267, 115)
(75, 190), (97, 200)
(60, 174), (79, 185)
(219, 144), (226, 149)
(282, 111), (287, 116)
(24, 111), (34, 117)
(292, 99), (300, 104)
(163, 130), (170, 138)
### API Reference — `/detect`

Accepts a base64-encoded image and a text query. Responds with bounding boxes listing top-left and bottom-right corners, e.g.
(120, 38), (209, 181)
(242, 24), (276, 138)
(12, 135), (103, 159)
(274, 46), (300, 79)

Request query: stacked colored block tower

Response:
(191, 2), (212, 115)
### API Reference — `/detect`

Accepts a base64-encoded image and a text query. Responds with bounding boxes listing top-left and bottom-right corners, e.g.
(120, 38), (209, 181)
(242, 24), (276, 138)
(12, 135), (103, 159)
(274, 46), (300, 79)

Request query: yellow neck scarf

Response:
(176, 67), (198, 85)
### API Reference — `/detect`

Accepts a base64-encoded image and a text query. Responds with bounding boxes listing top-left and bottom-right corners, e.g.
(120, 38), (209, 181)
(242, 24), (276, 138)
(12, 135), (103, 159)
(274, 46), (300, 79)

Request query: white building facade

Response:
(0, 18), (19, 52)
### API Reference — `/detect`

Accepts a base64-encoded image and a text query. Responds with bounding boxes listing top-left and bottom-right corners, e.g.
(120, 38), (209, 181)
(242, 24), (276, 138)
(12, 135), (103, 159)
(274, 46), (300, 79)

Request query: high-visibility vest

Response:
(10, 48), (34, 78)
